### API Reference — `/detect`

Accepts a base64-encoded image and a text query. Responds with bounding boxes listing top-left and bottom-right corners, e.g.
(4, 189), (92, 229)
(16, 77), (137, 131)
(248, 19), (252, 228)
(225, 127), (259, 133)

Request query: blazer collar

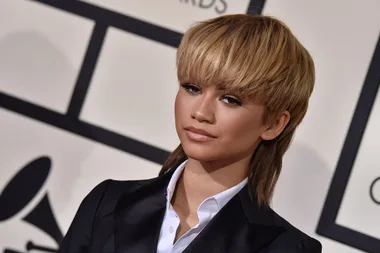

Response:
(238, 184), (278, 226)
(114, 166), (284, 253)
(113, 167), (174, 253)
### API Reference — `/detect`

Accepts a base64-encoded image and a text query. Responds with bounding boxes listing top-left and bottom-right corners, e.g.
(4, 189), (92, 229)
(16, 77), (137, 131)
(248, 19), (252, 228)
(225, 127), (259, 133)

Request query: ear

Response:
(260, 111), (290, 141)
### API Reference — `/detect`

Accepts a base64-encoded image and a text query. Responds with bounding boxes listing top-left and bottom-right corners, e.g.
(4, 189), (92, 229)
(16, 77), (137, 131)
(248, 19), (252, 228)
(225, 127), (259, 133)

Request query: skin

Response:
(171, 83), (290, 241)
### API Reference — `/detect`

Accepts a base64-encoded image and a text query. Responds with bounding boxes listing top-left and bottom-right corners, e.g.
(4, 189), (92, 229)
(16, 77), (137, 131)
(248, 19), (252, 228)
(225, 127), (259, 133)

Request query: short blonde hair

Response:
(160, 14), (315, 205)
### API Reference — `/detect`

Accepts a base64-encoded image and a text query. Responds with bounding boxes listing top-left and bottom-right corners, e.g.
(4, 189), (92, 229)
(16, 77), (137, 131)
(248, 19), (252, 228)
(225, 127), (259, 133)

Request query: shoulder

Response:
(266, 208), (322, 253)
(59, 177), (159, 252)
(85, 177), (157, 216)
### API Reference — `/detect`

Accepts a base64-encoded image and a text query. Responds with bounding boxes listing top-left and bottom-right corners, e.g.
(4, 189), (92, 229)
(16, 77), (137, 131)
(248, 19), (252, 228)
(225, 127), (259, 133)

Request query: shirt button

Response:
(169, 226), (174, 233)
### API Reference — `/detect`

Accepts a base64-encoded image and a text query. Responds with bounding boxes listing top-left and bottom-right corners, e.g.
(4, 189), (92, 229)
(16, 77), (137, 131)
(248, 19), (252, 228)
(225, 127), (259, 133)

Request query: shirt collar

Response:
(166, 160), (248, 210)
(166, 159), (187, 202)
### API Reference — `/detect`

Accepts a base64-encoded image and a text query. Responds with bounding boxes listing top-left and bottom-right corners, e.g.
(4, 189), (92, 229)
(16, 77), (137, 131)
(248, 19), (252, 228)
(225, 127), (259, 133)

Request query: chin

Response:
(181, 141), (222, 162)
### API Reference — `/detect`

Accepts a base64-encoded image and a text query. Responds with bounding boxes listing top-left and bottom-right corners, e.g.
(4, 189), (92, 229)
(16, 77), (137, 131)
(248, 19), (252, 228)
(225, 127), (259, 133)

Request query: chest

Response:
(90, 182), (284, 253)
(157, 205), (206, 253)
(175, 216), (198, 241)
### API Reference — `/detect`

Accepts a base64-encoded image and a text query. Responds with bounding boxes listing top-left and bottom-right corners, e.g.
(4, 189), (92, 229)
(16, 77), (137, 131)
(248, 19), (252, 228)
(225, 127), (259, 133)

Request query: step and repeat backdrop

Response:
(0, 0), (379, 252)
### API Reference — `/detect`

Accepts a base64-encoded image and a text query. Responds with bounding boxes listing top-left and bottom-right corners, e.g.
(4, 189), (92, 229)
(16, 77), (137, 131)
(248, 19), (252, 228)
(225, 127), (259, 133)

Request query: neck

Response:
(171, 156), (251, 216)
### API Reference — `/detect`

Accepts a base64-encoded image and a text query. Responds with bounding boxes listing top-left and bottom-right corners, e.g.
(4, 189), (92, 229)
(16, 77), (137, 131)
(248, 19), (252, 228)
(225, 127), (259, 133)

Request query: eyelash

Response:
(182, 83), (201, 94)
(181, 84), (242, 106)
(221, 96), (242, 106)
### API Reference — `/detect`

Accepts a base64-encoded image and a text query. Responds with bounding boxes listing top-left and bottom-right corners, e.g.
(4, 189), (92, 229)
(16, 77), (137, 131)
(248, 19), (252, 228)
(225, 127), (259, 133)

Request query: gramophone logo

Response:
(0, 156), (62, 253)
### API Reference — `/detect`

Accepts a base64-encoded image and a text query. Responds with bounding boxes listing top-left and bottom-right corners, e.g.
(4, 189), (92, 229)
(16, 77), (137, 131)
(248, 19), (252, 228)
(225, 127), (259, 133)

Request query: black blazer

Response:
(59, 167), (322, 253)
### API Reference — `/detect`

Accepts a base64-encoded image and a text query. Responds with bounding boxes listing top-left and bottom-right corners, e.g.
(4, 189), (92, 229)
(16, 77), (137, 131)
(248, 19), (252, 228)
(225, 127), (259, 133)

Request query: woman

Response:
(59, 14), (322, 253)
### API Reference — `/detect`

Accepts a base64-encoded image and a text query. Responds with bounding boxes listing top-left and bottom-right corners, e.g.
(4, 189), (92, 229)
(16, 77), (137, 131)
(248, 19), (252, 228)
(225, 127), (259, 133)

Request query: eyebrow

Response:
(216, 84), (226, 90)
(205, 83), (243, 95)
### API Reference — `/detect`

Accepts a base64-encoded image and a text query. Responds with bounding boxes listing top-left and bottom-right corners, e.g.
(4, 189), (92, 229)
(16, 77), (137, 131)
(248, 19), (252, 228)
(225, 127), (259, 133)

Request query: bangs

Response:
(176, 15), (314, 112)
(177, 19), (264, 99)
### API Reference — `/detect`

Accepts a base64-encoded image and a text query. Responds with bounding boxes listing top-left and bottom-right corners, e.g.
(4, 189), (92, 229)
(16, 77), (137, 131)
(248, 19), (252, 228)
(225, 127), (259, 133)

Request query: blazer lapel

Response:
(113, 168), (284, 253)
(183, 185), (285, 253)
(113, 170), (174, 253)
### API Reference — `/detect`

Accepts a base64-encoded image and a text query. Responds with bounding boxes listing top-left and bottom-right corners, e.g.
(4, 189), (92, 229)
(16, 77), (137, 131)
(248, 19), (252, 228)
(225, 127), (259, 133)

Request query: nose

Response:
(191, 94), (216, 124)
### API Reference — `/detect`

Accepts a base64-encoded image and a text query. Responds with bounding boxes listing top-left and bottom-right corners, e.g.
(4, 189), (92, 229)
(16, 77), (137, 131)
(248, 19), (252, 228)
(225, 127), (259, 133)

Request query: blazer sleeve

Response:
(292, 236), (321, 253)
(58, 180), (110, 253)
(264, 230), (322, 253)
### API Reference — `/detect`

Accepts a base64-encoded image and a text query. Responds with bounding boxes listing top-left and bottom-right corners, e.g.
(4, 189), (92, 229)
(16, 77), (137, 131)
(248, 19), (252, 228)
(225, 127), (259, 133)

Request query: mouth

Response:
(184, 127), (217, 142)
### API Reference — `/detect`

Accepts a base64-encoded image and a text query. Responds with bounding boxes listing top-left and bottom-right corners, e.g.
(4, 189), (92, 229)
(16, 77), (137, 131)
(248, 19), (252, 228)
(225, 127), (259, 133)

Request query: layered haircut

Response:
(159, 14), (315, 206)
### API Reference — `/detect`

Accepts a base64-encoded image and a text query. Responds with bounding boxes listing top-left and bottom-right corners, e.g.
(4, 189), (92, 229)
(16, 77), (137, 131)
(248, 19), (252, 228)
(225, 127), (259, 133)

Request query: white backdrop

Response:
(0, 0), (379, 252)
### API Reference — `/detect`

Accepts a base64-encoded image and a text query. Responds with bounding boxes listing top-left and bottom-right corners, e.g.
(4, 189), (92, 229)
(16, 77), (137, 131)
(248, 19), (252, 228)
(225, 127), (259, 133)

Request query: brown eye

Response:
(182, 84), (201, 94)
(221, 95), (242, 106)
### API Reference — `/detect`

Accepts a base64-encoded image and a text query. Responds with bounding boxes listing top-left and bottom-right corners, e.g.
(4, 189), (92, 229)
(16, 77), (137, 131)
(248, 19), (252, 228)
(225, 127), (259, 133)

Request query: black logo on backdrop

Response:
(179, 0), (228, 14)
(370, 176), (380, 205)
(0, 157), (62, 253)
(178, 0), (266, 15)
(316, 35), (380, 253)
(0, 0), (266, 252)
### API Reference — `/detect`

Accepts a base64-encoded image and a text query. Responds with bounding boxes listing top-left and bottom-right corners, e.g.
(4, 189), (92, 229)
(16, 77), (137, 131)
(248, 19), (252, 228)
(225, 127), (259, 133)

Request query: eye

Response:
(181, 83), (201, 94)
(221, 95), (242, 106)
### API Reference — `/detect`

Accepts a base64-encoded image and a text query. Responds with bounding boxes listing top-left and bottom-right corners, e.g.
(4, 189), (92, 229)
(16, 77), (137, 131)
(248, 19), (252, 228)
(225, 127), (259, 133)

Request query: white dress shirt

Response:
(156, 160), (248, 253)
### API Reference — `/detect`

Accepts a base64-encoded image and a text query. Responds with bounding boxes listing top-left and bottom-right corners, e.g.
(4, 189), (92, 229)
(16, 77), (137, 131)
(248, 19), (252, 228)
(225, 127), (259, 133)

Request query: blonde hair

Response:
(159, 14), (315, 206)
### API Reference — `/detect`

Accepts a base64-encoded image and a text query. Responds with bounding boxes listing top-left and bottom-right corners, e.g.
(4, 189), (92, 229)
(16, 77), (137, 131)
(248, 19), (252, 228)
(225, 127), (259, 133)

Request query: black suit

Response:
(59, 167), (322, 253)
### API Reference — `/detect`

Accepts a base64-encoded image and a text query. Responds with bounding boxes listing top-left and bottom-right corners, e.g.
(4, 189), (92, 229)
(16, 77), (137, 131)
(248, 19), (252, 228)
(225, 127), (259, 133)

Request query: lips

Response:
(184, 126), (216, 142)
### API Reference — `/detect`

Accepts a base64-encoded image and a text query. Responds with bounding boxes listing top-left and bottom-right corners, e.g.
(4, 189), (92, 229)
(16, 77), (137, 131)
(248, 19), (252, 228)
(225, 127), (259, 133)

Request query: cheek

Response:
(220, 113), (264, 143)
(174, 92), (184, 118)
(174, 93), (181, 128)
(174, 91), (190, 128)
(174, 93), (180, 117)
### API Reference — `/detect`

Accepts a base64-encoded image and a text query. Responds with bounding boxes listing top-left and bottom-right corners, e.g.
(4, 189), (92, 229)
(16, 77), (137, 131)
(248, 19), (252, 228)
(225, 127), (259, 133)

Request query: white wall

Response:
(0, 0), (379, 252)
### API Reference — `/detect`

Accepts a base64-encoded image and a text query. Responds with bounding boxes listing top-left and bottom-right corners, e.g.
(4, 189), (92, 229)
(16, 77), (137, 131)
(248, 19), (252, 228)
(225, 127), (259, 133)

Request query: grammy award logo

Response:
(0, 156), (62, 253)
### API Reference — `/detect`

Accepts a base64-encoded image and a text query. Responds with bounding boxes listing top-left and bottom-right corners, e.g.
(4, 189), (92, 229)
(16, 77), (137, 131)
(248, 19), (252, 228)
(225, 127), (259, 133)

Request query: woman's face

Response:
(174, 83), (270, 164)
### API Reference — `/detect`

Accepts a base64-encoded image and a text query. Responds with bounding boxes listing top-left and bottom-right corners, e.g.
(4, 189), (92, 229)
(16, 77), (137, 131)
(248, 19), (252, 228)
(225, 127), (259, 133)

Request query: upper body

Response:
(58, 161), (321, 253)
(59, 14), (321, 253)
